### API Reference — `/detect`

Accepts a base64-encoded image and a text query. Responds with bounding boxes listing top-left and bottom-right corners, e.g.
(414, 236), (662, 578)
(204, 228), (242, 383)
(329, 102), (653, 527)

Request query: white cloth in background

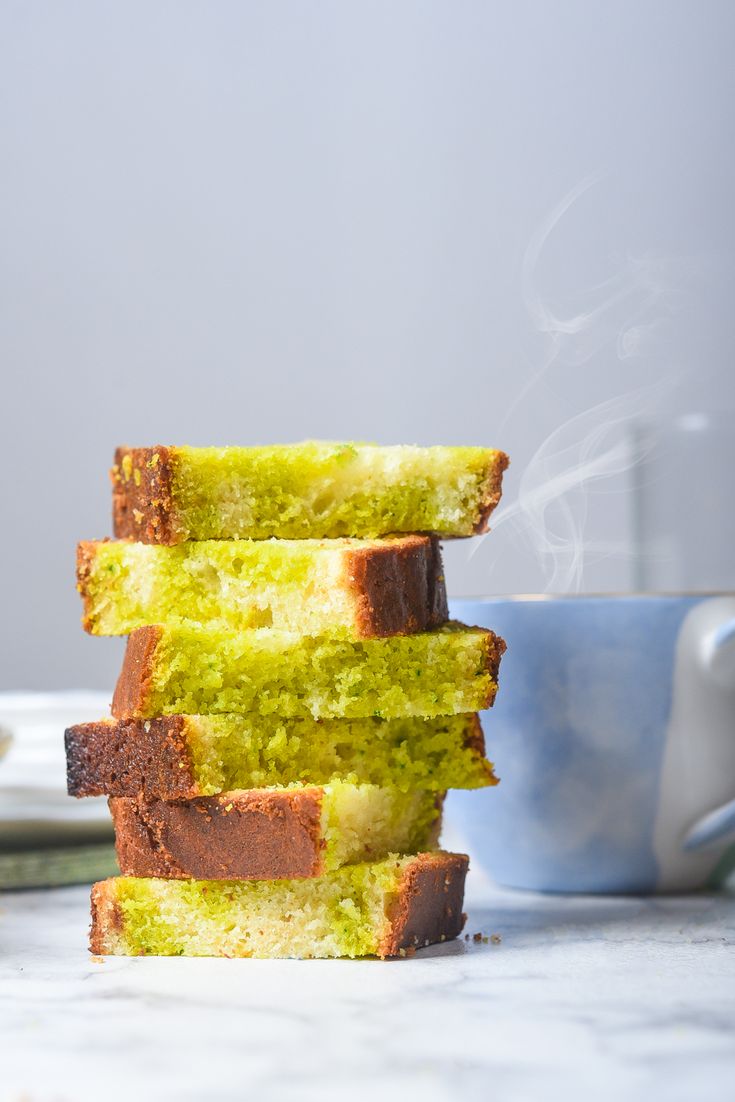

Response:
(0, 691), (113, 846)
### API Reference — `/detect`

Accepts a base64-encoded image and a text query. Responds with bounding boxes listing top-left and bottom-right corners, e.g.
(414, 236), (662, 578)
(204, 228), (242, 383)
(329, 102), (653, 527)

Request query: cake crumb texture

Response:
(65, 713), (497, 799)
(111, 622), (505, 721)
(111, 443), (508, 543)
(77, 534), (447, 638)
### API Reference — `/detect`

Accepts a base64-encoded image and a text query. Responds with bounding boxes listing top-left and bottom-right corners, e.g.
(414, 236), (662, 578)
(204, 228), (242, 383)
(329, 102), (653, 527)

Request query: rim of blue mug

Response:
(448, 591), (735, 601)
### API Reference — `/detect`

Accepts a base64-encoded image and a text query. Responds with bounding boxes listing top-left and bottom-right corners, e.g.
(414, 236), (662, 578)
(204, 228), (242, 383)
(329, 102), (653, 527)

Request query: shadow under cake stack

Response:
(66, 443), (508, 959)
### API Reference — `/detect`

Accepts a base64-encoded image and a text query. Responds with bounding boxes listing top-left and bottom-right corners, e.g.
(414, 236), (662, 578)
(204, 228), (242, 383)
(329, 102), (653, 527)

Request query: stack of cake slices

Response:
(66, 443), (508, 959)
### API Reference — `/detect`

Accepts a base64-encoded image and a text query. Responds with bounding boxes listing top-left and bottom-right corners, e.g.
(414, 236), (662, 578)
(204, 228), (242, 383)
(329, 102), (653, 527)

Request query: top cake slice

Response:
(111, 443), (509, 544)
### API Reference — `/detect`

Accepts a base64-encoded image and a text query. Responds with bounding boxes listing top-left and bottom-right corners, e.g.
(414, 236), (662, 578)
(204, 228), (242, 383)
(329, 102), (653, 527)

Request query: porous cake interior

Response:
(184, 714), (494, 794)
(140, 623), (497, 719)
(98, 857), (413, 958)
(81, 538), (366, 636)
(320, 783), (440, 869)
(173, 443), (501, 539)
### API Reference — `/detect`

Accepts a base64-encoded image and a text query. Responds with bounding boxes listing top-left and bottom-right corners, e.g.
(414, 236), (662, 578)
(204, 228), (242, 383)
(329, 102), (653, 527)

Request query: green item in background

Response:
(0, 843), (118, 890)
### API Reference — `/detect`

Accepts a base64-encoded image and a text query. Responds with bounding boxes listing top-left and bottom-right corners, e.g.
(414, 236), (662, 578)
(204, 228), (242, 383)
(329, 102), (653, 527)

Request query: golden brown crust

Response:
(75, 540), (97, 632)
(379, 852), (469, 958)
(111, 446), (180, 544)
(473, 450), (510, 534)
(111, 625), (162, 719)
(345, 536), (448, 637)
(89, 880), (123, 955)
(65, 716), (199, 799)
(110, 789), (325, 880)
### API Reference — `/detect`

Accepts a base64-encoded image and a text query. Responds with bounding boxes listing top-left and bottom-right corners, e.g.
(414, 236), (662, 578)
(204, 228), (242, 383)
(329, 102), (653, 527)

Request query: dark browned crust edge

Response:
(111, 626), (163, 719)
(109, 789), (325, 880)
(65, 716), (198, 799)
(111, 446), (181, 545)
(89, 880), (124, 955)
(480, 629), (507, 709)
(473, 450), (510, 534)
(463, 714), (499, 786)
(379, 852), (469, 958)
(464, 713), (486, 756)
(345, 535), (448, 638)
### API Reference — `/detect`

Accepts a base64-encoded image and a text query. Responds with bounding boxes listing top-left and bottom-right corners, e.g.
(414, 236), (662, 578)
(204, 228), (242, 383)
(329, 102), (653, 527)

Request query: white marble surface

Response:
(2, 879), (734, 1102)
(2, 691), (734, 1100)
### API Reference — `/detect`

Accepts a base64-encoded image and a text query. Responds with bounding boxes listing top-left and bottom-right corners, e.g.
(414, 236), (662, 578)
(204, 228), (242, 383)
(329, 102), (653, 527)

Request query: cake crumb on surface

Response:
(472, 932), (499, 945)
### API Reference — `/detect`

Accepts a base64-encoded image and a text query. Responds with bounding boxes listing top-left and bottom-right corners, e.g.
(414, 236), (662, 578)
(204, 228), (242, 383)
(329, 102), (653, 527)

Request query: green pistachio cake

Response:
(111, 622), (505, 721)
(90, 851), (469, 958)
(111, 443), (509, 544)
(66, 713), (496, 799)
(77, 534), (447, 638)
(110, 782), (442, 880)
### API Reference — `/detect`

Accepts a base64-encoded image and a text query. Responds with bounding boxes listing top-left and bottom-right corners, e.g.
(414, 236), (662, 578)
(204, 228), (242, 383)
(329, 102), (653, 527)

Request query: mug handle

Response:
(681, 616), (735, 852)
(702, 617), (735, 689)
(682, 798), (735, 851)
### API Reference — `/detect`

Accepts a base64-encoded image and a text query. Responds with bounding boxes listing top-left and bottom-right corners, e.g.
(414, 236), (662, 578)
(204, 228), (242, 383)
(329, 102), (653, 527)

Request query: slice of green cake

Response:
(90, 851), (468, 958)
(111, 443), (508, 543)
(77, 534), (447, 638)
(111, 622), (505, 721)
(66, 713), (496, 799)
(110, 783), (442, 880)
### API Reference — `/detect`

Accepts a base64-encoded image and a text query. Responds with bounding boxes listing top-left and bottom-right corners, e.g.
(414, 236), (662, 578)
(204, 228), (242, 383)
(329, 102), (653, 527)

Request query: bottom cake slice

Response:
(110, 783), (442, 880)
(90, 851), (468, 958)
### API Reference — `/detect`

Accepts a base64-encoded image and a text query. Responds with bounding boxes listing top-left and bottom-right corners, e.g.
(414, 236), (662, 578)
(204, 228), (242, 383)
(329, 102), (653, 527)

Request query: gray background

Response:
(1, 0), (734, 690)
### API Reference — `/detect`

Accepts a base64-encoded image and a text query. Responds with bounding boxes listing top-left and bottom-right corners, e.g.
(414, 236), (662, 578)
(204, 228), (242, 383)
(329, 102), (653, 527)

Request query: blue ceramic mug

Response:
(448, 595), (735, 893)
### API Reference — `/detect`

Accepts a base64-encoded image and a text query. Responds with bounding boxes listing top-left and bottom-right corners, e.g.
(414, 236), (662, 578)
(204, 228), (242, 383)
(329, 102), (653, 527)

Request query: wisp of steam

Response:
(472, 174), (682, 592)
